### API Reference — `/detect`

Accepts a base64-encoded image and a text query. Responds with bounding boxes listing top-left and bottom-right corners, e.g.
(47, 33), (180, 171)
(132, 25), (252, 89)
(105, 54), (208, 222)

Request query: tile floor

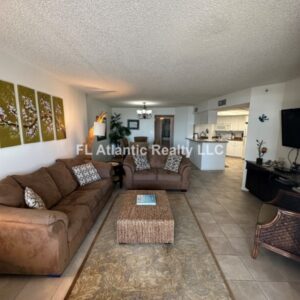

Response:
(186, 157), (300, 300)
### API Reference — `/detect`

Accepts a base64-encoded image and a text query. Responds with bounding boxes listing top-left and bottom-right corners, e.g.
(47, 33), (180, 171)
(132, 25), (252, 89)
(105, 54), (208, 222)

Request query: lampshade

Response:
(93, 122), (106, 136)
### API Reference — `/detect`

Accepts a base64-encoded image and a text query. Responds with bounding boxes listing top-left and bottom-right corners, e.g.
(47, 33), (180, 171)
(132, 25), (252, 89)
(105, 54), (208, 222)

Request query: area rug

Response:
(68, 192), (231, 300)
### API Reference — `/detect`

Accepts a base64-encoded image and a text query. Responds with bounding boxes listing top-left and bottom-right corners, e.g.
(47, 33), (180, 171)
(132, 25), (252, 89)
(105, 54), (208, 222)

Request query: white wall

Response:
(0, 51), (87, 178)
(112, 106), (194, 146)
(174, 106), (194, 146)
(245, 83), (285, 162)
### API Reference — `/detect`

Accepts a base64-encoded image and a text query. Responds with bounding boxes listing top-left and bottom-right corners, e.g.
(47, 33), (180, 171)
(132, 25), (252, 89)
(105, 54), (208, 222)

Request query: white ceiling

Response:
(1, 1), (300, 107)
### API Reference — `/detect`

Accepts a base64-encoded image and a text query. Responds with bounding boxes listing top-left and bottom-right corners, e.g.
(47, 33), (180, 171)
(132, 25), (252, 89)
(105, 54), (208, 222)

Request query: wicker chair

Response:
(252, 190), (300, 262)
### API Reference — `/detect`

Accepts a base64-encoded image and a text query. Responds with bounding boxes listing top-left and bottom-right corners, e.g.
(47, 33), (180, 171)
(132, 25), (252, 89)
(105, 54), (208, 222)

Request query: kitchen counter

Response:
(187, 138), (227, 171)
(186, 138), (228, 143)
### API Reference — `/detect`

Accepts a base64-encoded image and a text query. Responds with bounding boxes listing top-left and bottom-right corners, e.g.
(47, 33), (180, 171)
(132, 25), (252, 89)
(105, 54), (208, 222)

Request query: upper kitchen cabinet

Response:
(194, 110), (217, 125)
(216, 115), (247, 131)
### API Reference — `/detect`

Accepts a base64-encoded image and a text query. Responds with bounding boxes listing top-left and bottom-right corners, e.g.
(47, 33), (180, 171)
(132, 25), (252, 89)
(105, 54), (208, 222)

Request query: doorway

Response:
(154, 115), (174, 147)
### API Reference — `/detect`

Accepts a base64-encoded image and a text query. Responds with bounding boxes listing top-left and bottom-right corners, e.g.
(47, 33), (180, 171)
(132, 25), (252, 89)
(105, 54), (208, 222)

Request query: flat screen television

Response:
(281, 108), (300, 148)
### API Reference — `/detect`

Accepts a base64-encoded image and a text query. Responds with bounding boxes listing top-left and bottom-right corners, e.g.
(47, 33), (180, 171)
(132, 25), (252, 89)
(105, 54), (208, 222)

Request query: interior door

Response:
(154, 115), (174, 147)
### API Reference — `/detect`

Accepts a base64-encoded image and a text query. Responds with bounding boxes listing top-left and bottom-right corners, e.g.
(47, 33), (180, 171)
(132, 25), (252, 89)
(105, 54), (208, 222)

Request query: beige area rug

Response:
(68, 192), (231, 300)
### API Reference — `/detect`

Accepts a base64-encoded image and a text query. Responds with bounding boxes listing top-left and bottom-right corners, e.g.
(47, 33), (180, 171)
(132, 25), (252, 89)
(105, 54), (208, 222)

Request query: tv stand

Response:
(273, 166), (293, 174)
(246, 161), (300, 202)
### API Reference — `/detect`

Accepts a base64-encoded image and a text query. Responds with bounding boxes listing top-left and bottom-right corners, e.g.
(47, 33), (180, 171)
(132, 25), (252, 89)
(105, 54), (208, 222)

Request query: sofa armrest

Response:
(0, 206), (68, 227)
(123, 156), (135, 189)
(123, 155), (135, 173)
(92, 161), (113, 178)
(179, 157), (192, 175)
(0, 206), (69, 275)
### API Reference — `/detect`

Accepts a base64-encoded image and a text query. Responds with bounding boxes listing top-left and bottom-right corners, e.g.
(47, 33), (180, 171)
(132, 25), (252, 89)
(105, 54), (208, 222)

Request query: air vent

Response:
(218, 99), (227, 107)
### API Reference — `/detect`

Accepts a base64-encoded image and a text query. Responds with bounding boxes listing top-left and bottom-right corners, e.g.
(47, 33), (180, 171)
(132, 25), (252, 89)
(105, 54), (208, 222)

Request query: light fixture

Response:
(137, 102), (152, 119)
(93, 122), (106, 141)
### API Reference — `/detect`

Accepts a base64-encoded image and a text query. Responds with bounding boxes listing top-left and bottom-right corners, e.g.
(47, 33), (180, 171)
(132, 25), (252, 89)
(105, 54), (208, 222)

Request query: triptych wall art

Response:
(0, 79), (66, 148)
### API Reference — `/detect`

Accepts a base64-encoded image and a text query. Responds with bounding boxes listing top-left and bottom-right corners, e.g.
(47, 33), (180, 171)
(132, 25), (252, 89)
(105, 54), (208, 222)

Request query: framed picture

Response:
(127, 119), (139, 130)
(52, 96), (66, 140)
(37, 91), (54, 142)
(17, 85), (40, 144)
(0, 80), (21, 148)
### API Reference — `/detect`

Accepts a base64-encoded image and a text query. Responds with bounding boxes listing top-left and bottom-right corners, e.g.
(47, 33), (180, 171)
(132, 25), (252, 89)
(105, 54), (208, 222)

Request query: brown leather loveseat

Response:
(0, 156), (113, 276)
(123, 152), (191, 191)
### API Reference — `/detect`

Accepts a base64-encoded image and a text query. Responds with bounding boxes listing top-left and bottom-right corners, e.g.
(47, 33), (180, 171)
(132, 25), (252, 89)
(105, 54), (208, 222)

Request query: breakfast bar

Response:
(186, 138), (228, 170)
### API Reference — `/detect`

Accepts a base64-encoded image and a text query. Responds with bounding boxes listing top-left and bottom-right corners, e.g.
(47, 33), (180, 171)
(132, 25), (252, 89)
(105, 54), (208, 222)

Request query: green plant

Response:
(109, 113), (131, 145)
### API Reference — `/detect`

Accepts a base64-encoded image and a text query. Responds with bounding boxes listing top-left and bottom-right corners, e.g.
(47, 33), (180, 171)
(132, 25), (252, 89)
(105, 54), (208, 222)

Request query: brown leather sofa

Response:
(0, 157), (113, 276)
(123, 152), (191, 191)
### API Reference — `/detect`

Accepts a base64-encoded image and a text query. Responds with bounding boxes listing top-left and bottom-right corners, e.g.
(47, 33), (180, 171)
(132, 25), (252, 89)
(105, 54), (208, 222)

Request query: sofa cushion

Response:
(258, 204), (278, 225)
(0, 176), (24, 208)
(56, 157), (87, 171)
(53, 204), (92, 242)
(157, 169), (181, 182)
(24, 187), (46, 209)
(46, 162), (78, 196)
(133, 169), (157, 181)
(149, 154), (168, 168)
(78, 178), (112, 197)
(55, 189), (101, 212)
(13, 168), (62, 209)
(91, 161), (113, 178)
(72, 163), (101, 186)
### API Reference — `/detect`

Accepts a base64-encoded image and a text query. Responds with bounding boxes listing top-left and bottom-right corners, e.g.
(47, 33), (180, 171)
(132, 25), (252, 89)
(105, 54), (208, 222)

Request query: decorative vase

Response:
(256, 158), (263, 165)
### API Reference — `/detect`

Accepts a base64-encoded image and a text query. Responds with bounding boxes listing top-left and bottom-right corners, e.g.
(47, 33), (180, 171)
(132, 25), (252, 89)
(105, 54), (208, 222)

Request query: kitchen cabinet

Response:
(215, 123), (231, 131)
(226, 140), (243, 157)
(216, 115), (247, 131)
(195, 110), (217, 125)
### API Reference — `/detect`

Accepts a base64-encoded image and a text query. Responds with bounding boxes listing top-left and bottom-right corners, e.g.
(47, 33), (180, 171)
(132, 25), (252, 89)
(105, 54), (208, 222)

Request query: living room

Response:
(0, 1), (300, 299)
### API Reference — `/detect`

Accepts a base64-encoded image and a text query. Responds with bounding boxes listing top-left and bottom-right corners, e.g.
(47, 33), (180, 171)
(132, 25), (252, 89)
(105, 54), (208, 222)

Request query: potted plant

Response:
(109, 113), (131, 146)
(256, 139), (267, 165)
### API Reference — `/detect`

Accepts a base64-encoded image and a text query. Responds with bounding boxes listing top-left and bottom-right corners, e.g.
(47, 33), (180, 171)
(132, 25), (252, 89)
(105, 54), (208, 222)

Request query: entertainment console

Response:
(246, 161), (300, 202)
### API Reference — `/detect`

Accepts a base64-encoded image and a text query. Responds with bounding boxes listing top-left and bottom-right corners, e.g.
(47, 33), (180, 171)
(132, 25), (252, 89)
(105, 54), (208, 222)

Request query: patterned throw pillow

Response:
(164, 155), (183, 173)
(24, 187), (46, 209)
(133, 154), (150, 171)
(72, 162), (101, 186)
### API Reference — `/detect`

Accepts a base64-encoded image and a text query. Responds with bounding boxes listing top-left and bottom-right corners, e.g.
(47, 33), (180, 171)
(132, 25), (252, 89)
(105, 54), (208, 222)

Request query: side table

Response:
(109, 161), (124, 188)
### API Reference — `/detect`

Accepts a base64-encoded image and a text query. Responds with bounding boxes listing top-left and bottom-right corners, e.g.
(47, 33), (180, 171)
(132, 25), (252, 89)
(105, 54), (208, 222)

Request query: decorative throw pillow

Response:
(164, 155), (183, 173)
(72, 162), (101, 186)
(24, 187), (46, 209)
(133, 154), (150, 171)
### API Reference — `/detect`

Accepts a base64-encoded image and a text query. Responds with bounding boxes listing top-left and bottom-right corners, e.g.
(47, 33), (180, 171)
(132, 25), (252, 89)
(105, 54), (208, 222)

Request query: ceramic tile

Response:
(216, 255), (253, 280)
(259, 282), (300, 300)
(228, 280), (267, 300)
(207, 237), (237, 255)
(220, 223), (246, 238)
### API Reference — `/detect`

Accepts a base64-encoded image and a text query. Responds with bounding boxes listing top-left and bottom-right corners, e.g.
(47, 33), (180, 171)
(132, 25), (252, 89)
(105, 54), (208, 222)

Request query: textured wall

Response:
(0, 51), (87, 179)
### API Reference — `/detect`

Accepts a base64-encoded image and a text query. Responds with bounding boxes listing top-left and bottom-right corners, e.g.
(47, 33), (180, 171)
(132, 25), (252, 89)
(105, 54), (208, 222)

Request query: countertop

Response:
(186, 138), (228, 143)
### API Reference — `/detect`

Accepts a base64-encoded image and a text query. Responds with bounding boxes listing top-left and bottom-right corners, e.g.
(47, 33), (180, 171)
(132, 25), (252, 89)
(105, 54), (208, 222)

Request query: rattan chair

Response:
(252, 190), (300, 262)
